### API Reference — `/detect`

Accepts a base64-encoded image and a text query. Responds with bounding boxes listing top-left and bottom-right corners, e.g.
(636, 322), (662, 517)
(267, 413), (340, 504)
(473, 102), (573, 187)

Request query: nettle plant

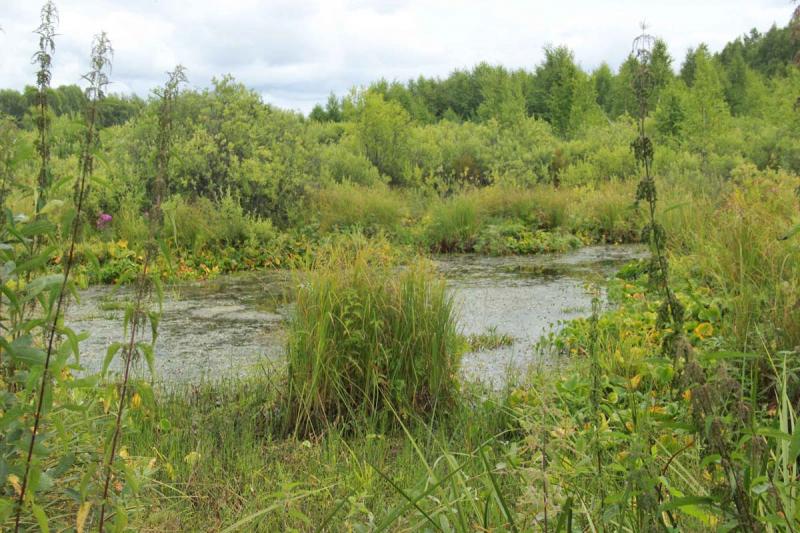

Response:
(631, 26), (797, 531)
(631, 27), (688, 369)
(0, 21), (160, 531)
(97, 65), (186, 531)
(33, 1), (57, 217)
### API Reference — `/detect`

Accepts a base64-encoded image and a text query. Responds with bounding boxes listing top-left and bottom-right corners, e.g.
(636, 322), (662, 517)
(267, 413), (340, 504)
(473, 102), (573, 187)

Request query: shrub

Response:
(162, 192), (253, 251)
(320, 143), (383, 186)
(285, 239), (461, 434)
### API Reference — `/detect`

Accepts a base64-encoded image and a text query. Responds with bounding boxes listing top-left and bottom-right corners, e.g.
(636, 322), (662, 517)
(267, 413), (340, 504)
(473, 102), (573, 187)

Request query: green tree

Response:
(476, 65), (526, 126)
(653, 80), (688, 140)
(685, 48), (731, 165)
(0, 90), (26, 122)
(354, 91), (412, 186)
(532, 45), (580, 136)
(568, 71), (605, 136)
(680, 43), (709, 86)
(593, 62), (615, 116)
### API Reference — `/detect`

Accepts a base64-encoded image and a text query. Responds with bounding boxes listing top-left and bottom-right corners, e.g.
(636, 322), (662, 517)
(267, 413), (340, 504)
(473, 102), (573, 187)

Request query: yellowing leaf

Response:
(7, 474), (21, 495)
(76, 502), (92, 533)
(184, 451), (201, 465)
(694, 322), (713, 339)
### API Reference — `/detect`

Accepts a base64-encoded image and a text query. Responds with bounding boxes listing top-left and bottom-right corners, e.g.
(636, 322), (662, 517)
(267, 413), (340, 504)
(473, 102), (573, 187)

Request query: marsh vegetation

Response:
(1, 2), (800, 531)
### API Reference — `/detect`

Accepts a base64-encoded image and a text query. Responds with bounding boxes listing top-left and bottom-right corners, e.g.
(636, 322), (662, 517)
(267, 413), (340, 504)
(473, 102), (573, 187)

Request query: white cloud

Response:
(0, 0), (793, 113)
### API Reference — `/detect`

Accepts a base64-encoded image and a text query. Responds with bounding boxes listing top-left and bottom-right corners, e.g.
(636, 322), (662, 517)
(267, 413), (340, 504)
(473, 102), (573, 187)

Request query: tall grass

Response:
(310, 181), (411, 238)
(663, 164), (800, 351)
(284, 238), (461, 434)
(424, 193), (483, 252)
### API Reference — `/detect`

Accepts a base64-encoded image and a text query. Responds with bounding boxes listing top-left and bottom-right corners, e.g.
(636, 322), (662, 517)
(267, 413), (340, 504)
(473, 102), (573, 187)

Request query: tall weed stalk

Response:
(97, 65), (185, 531)
(631, 27), (687, 367)
(32, 1), (57, 217)
(13, 29), (110, 533)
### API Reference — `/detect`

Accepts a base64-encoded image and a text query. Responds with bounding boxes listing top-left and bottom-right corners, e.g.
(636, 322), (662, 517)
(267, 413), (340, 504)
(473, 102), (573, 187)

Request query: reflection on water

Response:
(65, 245), (646, 384)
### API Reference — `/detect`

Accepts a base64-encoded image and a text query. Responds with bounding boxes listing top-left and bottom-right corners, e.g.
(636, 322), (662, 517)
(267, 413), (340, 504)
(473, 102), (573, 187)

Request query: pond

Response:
(65, 244), (646, 384)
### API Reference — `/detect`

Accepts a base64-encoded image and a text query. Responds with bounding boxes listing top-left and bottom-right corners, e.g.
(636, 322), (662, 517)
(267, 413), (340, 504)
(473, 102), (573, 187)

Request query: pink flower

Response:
(97, 213), (112, 229)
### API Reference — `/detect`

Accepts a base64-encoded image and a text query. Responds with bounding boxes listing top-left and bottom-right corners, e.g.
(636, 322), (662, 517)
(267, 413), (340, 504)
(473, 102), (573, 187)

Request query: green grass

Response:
(126, 372), (523, 531)
(310, 182), (411, 239)
(284, 237), (462, 435)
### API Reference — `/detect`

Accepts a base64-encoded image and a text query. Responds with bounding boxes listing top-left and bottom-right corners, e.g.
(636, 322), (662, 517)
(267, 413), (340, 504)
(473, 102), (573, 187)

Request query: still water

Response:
(65, 245), (646, 384)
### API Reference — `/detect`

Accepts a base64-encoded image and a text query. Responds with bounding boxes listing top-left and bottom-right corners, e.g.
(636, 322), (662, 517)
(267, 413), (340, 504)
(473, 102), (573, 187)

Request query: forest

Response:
(1, 1), (800, 531)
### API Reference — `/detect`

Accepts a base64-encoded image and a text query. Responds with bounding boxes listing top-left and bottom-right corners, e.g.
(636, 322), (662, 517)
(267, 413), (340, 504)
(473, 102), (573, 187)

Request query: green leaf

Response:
(32, 503), (50, 533)
(659, 496), (714, 511)
(8, 337), (46, 366)
(137, 342), (156, 378)
(788, 424), (800, 464)
(39, 199), (64, 216)
(103, 342), (123, 376)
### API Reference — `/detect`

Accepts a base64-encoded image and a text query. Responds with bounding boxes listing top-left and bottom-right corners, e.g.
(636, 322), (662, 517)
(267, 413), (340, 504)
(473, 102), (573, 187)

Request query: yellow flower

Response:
(629, 374), (642, 390)
(131, 392), (142, 409)
(694, 322), (713, 339)
(682, 389), (692, 402)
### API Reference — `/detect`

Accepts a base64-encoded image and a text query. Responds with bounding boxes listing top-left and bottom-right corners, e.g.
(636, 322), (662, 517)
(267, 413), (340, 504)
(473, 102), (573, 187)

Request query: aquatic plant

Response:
(466, 326), (514, 351)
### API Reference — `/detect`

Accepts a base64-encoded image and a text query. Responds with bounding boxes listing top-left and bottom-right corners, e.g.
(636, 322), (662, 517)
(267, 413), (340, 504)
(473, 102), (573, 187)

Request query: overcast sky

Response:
(0, 0), (794, 114)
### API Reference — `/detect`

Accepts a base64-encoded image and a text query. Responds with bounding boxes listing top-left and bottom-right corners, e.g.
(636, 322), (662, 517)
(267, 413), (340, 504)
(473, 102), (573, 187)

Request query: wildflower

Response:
(131, 392), (142, 409)
(96, 212), (112, 229)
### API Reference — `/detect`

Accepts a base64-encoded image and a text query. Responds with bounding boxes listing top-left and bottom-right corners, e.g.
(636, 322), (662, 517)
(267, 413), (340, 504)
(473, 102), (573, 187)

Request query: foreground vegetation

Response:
(1, 1), (800, 531)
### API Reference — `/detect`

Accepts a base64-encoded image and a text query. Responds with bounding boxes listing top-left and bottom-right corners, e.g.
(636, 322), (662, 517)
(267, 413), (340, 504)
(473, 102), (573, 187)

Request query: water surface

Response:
(65, 245), (645, 384)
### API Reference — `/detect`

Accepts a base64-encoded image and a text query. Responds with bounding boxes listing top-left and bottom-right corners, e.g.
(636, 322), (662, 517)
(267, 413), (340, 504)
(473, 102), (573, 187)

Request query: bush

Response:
(320, 143), (383, 186)
(285, 238), (461, 434)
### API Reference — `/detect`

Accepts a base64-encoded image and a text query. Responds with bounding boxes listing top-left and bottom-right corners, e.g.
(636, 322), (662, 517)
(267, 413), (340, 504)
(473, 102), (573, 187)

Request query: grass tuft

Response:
(284, 237), (462, 435)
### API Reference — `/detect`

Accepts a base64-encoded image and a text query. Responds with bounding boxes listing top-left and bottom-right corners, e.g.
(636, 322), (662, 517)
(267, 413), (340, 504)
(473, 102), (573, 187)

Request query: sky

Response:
(0, 0), (794, 114)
